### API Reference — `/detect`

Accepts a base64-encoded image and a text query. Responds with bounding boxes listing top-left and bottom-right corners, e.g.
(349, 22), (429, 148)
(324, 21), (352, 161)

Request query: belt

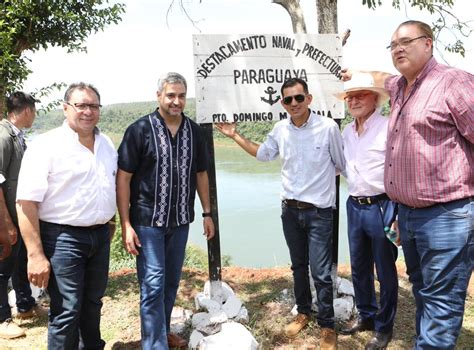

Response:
(40, 221), (106, 230)
(350, 193), (389, 205)
(283, 199), (315, 209)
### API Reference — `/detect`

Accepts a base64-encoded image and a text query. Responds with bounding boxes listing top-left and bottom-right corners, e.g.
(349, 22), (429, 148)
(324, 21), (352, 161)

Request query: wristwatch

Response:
(202, 212), (212, 218)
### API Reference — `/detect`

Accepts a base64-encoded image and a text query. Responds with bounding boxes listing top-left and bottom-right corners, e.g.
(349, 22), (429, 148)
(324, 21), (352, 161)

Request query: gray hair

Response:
(64, 82), (101, 103)
(157, 72), (187, 94)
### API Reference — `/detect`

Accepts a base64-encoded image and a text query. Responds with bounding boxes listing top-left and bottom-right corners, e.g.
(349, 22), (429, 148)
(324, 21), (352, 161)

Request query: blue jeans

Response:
(399, 198), (473, 350)
(41, 221), (110, 350)
(134, 224), (189, 350)
(0, 232), (36, 321)
(281, 203), (335, 328)
(346, 198), (398, 333)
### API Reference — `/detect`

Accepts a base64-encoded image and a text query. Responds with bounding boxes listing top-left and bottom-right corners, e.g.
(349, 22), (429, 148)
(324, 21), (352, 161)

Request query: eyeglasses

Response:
(344, 92), (373, 103)
(66, 102), (102, 112)
(282, 94), (306, 105)
(387, 35), (427, 51)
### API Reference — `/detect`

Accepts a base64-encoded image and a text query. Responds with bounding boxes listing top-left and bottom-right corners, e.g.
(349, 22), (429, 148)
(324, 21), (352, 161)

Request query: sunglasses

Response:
(282, 94), (306, 105)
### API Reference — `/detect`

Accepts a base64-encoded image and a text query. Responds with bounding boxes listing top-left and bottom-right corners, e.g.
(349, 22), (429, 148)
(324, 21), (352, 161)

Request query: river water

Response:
(188, 145), (351, 268)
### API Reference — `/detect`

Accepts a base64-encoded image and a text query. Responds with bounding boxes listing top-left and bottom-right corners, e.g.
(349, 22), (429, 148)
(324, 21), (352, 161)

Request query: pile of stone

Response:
(188, 281), (258, 349)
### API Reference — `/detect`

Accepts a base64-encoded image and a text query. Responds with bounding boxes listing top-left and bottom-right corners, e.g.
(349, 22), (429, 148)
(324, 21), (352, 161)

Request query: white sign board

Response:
(193, 34), (344, 123)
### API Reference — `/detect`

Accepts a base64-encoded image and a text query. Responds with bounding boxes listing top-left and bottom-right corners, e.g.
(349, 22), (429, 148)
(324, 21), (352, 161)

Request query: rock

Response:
(290, 304), (298, 316)
(197, 322), (222, 336)
(199, 322), (258, 350)
(222, 294), (242, 318)
(195, 293), (221, 313)
(337, 278), (355, 297)
(189, 330), (204, 349)
(209, 309), (228, 324)
(192, 312), (211, 329)
(204, 280), (234, 304)
(334, 296), (354, 322)
(234, 306), (249, 324)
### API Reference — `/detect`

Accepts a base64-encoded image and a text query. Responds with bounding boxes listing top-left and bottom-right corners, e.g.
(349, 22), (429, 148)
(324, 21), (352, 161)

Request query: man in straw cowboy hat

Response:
(335, 73), (398, 350)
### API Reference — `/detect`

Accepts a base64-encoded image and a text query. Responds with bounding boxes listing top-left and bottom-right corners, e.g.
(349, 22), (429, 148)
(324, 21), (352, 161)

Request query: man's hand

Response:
(0, 231), (11, 259)
(215, 123), (237, 138)
(391, 220), (401, 247)
(203, 217), (215, 240)
(341, 69), (352, 81)
(28, 253), (51, 289)
(6, 222), (18, 245)
(122, 225), (141, 256)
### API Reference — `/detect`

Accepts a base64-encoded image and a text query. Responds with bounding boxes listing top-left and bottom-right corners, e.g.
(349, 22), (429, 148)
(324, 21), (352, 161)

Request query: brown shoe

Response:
(284, 313), (310, 338)
(16, 304), (49, 319)
(167, 333), (187, 348)
(0, 319), (26, 339)
(320, 327), (337, 350)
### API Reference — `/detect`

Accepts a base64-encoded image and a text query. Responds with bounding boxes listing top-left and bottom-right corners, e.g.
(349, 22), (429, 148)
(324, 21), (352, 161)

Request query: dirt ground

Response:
(0, 264), (472, 349)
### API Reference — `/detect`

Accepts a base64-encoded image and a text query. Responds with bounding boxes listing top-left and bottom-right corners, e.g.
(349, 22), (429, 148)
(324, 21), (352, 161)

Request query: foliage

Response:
(0, 0), (125, 114)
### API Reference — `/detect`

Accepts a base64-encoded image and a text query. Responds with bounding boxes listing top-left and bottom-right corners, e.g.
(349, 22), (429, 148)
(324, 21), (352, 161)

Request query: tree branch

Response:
(272, 0), (307, 33)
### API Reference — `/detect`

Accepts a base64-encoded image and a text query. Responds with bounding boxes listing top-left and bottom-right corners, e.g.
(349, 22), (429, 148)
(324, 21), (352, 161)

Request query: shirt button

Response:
(389, 164), (392, 167)
(391, 147), (394, 150)
(390, 181), (393, 184)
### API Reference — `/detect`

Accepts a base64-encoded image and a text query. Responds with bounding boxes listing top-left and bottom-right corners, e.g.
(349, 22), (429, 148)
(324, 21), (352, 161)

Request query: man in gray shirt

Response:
(216, 78), (345, 350)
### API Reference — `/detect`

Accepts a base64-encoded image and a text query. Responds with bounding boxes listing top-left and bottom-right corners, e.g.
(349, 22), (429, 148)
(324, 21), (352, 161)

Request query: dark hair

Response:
(64, 82), (101, 103)
(6, 91), (38, 114)
(280, 78), (309, 96)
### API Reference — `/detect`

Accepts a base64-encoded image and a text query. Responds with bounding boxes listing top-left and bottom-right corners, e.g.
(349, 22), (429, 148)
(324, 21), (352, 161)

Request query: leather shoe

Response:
(167, 333), (187, 348)
(340, 318), (374, 335)
(365, 330), (393, 350)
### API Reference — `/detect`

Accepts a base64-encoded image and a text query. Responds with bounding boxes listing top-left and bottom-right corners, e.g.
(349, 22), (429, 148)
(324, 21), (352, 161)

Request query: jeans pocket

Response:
(439, 199), (470, 218)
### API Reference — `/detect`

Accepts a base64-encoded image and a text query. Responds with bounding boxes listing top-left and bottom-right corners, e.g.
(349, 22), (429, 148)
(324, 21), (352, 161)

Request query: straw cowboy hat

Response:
(334, 72), (390, 107)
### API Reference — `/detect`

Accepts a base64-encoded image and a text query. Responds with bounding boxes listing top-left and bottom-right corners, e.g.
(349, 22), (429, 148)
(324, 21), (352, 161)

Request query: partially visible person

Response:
(16, 83), (117, 349)
(117, 72), (214, 350)
(0, 91), (48, 339)
(343, 20), (473, 349)
(335, 74), (398, 350)
(216, 78), (345, 350)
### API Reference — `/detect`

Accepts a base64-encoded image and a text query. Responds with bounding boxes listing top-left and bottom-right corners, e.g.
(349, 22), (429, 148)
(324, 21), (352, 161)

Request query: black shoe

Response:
(340, 318), (375, 335)
(365, 330), (393, 350)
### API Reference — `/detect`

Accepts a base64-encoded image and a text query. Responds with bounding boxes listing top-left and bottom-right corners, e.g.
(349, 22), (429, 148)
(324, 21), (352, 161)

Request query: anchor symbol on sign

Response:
(260, 86), (280, 106)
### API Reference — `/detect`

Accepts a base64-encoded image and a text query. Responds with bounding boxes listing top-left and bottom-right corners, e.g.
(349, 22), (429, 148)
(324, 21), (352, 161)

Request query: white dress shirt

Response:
(342, 111), (388, 197)
(17, 122), (117, 226)
(256, 110), (345, 208)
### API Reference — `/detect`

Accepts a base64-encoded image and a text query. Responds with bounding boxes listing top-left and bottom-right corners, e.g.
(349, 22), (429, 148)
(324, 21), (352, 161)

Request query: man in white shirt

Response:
(216, 78), (345, 350)
(16, 83), (117, 349)
(336, 73), (398, 350)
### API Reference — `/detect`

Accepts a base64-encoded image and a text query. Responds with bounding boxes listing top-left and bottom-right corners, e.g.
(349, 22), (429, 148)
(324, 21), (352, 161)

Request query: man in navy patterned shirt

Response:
(117, 72), (215, 349)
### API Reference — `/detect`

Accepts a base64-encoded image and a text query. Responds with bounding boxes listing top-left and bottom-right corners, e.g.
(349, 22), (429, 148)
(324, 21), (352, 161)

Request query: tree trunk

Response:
(272, 0), (307, 33)
(316, 0), (338, 33)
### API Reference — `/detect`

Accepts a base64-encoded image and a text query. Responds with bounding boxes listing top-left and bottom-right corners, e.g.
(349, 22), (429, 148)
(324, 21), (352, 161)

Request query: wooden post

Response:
(200, 123), (222, 281)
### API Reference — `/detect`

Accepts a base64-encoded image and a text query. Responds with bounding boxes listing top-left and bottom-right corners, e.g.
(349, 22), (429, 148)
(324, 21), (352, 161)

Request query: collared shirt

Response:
(385, 57), (474, 208)
(256, 110), (345, 208)
(118, 110), (209, 228)
(342, 111), (388, 196)
(16, 121), (117, 226)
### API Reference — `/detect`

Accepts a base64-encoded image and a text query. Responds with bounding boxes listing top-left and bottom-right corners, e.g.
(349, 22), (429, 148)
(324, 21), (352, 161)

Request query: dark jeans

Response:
(281, 202), (335, 329)
(399, 198), (473, 350)
(346, 197), (398, 333)
(0, 233), (35, 321)
(40, 221), (110, 350)
(134, 224), (189, 350)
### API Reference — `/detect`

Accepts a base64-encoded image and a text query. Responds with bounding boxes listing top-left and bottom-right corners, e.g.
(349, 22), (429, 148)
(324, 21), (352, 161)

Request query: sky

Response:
(23, 0), (474, 107)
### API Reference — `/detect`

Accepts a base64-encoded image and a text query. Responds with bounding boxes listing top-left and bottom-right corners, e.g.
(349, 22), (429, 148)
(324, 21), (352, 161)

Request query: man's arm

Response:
(116, 169), (141, 255)
(16, 199), (50, 288)
(196, 170), (215, 240)
(215, 123), (260, 157)
(0, 188), (17, 246)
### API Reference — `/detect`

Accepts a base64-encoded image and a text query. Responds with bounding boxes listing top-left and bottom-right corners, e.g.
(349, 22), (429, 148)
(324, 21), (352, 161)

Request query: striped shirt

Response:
(384, 57), (474, 208)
